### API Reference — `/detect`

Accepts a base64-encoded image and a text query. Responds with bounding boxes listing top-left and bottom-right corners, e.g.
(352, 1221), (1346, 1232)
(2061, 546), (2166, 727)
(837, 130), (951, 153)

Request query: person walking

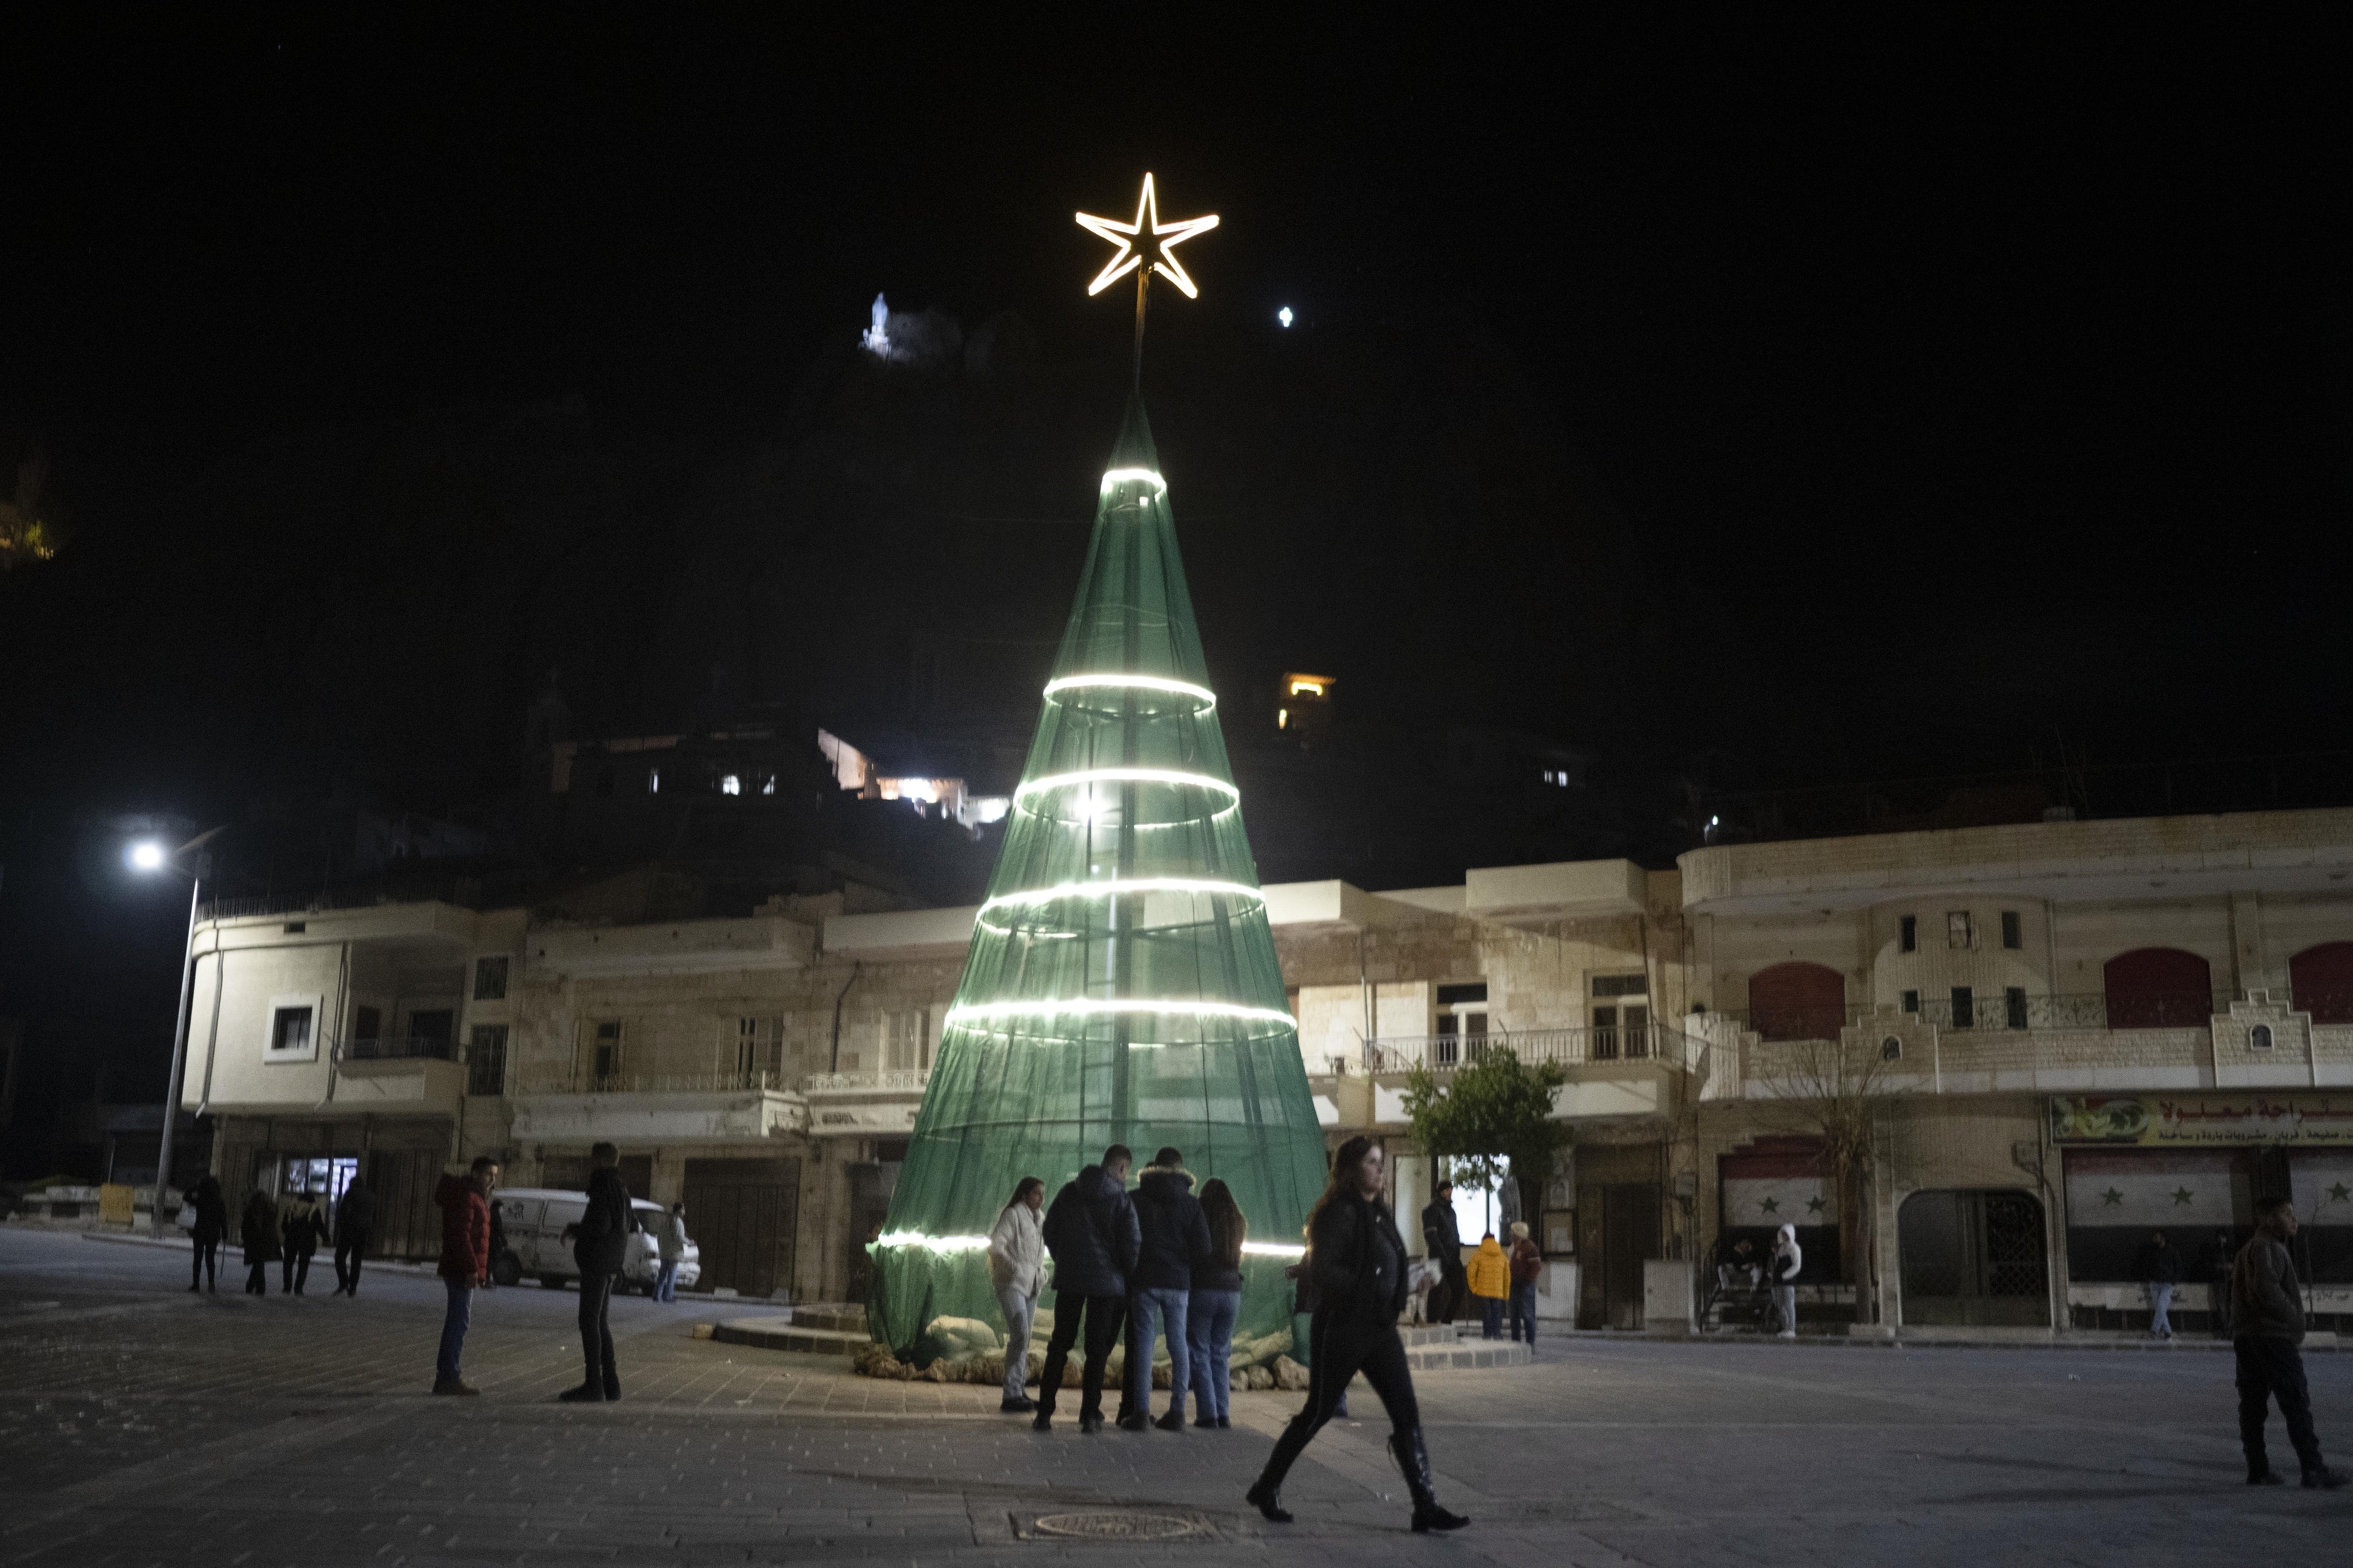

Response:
(1189, 1177), (1245, 1430)
(2201, 1227), (2235, 1339)
(431, 1155), (498, 1395)
(2232, 1197), (2343, 1488)
(334, 1174), (376, 1296)
(1033, 1145), (1140, 1434)
(655, 1203), (689, 1303)
(1506, 1220), (1541, 1345)
(559, 1142), (635, 1403)
(279, 1194), (325, 1295)
(240, 1187), (280, 1296)
(1769, 1222), (1802, 1339)
(1419, 1179), (1465, 1325)
(484, 1197), (510, 1290)
(2138, 1229), (2182, 1340)
(1122, 1147), (1211, 1433)
(186, 1174), (226, 1293)
(988, 1177), (1046, 1413)
(1247, 1135), (1468, 1533)
(1466, 1232), (1508, 1339)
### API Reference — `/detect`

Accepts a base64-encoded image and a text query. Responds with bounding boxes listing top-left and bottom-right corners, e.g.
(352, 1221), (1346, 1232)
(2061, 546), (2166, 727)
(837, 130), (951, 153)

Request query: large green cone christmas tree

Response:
(867, 393), (1329, 1364)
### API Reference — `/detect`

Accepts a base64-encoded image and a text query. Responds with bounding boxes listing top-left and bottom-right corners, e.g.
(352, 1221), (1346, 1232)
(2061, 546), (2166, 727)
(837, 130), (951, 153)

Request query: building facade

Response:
(183, 806), (2353, 1333)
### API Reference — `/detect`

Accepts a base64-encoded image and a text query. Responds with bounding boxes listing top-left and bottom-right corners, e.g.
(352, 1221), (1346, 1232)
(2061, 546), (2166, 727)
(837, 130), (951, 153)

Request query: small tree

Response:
(1402, 1048), (1573, 1234)
(1754, 1032), (1898, 1326)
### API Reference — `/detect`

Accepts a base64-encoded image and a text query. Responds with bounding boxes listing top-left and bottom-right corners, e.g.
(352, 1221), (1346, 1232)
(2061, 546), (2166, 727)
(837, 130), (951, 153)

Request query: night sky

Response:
(2, 15), (2345, 1142)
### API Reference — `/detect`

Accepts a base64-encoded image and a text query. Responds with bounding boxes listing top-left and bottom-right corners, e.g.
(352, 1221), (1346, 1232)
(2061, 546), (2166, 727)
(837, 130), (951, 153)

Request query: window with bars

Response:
(736, 1016), (786, 1082)
(468, 1025), (508, 1096)
(590, 1020), (624, 1083)
(473, 955), (509, 1001)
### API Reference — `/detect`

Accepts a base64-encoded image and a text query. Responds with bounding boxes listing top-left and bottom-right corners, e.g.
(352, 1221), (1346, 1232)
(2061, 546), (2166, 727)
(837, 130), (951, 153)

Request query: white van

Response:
(492, 1187), (701, 1296)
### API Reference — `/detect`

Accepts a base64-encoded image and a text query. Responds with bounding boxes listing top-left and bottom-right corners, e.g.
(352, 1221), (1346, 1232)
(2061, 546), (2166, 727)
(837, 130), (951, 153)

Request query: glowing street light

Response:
(1277, 306), (1293, 328)
(128, 825), (228, 1237)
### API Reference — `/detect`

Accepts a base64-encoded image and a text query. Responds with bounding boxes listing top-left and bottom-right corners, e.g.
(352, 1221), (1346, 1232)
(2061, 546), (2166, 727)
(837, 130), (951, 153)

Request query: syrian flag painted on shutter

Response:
(2064, 1150), (2247, 1230)
(1722, 1175), (1834, 1227)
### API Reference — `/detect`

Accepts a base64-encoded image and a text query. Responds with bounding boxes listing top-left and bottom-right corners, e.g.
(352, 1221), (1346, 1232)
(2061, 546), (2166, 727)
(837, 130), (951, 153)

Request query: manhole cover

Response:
(1030, 1512), (1208, 1540)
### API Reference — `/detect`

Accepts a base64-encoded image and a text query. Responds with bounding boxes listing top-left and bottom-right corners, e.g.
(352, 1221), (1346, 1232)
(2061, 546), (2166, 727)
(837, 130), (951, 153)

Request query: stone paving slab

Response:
(5, 1226), (2352, 1566)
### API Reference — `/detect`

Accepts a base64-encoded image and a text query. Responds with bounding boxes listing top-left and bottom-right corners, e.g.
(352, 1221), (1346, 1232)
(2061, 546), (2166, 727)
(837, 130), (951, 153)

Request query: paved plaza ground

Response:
(2, 1227), (2348, 1566)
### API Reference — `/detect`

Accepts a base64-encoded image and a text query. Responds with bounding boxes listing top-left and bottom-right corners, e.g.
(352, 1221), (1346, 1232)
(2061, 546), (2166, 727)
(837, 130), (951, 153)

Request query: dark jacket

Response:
(336, 1180), (378, 1236)
(2137, 1239), (2184, 1286)
(241, 1193), (281, 1262)
(1131, 1166), (1213, 1293)
(1421, 1195), (1462, 1273)
(1311, 1192), (1411, 1322)
(189, 1177), (228, 1245)
(435, 1174), (490, 1283)
(1194, 1207), (1246, 1295)
(2232, 1231), (2305, 1343)
(1041, 1164), (1141, 1297)
(281, 1202), (326, 1257)
(1509, 1237), (1542, 1286)
(572, 1168), (635, 1274)
(2197, 1235), (2234, 1283)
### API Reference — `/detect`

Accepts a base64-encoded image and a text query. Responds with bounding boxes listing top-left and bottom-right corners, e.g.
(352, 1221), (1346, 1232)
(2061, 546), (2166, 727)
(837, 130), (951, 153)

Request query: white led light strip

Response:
(944, 997), (1297, 1030)
(978, 876), (1262, 918)
(1099, 467), (1168, 495)
(1044, 672), (1216, 709)
(1013, 767), (1239, 805)
(874, 1231), (1305, 1260)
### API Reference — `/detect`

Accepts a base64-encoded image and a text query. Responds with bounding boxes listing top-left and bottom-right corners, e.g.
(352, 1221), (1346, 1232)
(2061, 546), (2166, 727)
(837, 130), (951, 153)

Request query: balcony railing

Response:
(344, 1036), (457, 1062)
(799, 1069), (932, 1094)
(1363, 1025), (1702, 1075)
(1724, 992), (2234, 1042)
(518, 1069), (786, 1095)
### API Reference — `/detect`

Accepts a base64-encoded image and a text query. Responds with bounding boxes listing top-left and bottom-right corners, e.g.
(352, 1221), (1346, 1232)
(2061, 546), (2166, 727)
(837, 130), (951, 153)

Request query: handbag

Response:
(178, 1201), (198, 1228)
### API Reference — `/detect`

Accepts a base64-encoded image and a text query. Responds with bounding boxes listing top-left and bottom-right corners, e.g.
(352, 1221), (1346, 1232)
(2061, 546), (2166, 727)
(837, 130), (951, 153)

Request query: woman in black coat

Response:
(187, 1175), (228, 1292)
(240, 1190), (281, 1296)
(1246, 1135), (1468, 1533)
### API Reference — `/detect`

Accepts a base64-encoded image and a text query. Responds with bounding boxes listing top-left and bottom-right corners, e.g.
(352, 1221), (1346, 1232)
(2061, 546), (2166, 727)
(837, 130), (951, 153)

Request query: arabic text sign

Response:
(2049, 1093), (2353, 1147)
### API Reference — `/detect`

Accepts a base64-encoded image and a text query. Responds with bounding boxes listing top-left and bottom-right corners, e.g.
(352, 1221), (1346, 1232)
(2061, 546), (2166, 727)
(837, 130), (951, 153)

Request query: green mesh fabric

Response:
(868, 395), (1329, 1364)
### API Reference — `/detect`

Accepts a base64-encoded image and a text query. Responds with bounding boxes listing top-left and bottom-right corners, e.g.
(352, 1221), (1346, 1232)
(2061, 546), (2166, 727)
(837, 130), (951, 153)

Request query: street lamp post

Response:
(130, 829), (226, 1238)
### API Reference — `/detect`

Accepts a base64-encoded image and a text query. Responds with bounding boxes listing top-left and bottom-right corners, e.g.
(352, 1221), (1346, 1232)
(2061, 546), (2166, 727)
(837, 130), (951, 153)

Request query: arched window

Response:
(2102, 948), (2214, 1030)
(1747, 962), (1848, 1042)
(2289, 942), (2353, 1026)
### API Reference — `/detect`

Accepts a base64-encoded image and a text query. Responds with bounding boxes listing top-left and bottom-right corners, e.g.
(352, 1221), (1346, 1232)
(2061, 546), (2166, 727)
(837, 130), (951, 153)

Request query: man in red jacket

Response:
(433, 1156), (499, 1395)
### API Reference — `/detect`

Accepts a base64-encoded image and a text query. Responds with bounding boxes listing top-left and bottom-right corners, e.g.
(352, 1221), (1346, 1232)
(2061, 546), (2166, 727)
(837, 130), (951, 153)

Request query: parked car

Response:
(488, 1187), (700, 1296)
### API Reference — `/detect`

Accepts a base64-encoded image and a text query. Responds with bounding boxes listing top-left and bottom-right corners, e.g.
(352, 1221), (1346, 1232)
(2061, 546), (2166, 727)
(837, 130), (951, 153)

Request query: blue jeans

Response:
(2150, 1282), (2174, 1338)
(1480, 1296), (1503, 1339)
(656, 1261), (679, 1302)
(1508, 1283), (1537, 1343)
(1187, 1288), (1239, 1421)
(1128, 1286), (1190, 1415)
(436, 1279), (472, 1383)
(996, 1282), (1037, 1402)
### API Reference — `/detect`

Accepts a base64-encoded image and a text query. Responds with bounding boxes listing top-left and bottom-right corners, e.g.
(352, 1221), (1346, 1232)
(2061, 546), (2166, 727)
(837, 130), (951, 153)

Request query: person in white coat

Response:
(655, 1203), (688, 1303)
(1769, 1222), (1802, 1339)
(989, 1177), (1048, 1413)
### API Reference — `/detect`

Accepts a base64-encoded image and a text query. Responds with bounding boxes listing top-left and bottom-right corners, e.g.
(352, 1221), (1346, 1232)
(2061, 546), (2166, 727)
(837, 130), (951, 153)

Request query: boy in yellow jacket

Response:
(1467, 1232), (1509, 1340)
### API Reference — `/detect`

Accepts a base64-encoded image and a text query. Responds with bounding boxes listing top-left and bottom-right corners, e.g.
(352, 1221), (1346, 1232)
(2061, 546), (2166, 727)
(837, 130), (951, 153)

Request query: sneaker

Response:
(1000, 1396), (1035, 1414)
(431, 1378), (481, 1396)
(1154, 1409), (1186, 1432)
(559, 1383), (605, 1403)
(1217, 1416), (1231, 1429)
(1031, 1410), (1052, 1432)
(2304, 1467), (2348, 1490)
(1777, 1330), (1798, 1340)
(1078, 1414), (1104, 1434)
(1116, 1412), (1151, 1433)
(1193, 1415), (1218, 1429)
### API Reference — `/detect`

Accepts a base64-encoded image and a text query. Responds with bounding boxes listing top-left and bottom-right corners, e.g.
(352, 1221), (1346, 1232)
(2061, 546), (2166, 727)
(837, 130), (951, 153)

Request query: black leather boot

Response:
(1390, 1427), (1469, 1533)
(1246, 1416), (1315, 1523)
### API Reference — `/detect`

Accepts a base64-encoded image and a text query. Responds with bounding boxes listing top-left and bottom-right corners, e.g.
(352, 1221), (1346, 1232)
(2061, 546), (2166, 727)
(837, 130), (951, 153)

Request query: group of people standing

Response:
(1417, 1179), (1544, 1343)
(989, 1137), (1469, 1534)
(426, 1142), (656, 1402)
(179, 1171), (379, 1298)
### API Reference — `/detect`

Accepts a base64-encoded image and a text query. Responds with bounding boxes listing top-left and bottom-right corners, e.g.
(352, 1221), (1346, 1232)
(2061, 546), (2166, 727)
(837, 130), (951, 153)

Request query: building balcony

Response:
(1328, 1025), (1711, 1129)
(1361, 1024), (1707, 1076)
(331, 1053), (468, 1117)
(796, 1069), (930, 1138)
(509, 1075), (808, 1145)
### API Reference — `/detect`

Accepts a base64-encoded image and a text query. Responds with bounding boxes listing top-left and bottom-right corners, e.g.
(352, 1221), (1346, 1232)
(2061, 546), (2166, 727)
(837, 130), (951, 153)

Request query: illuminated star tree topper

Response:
(1075, 172), (1219, 382)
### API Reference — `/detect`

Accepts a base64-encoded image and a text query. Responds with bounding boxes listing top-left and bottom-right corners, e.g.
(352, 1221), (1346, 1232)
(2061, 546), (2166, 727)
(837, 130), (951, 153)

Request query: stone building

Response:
(181, 804), (2353, 1335)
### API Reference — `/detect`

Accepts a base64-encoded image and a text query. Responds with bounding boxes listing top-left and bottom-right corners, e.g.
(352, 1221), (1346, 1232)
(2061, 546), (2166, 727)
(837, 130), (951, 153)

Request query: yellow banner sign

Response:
(2049, 1093), (2353, 1147)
